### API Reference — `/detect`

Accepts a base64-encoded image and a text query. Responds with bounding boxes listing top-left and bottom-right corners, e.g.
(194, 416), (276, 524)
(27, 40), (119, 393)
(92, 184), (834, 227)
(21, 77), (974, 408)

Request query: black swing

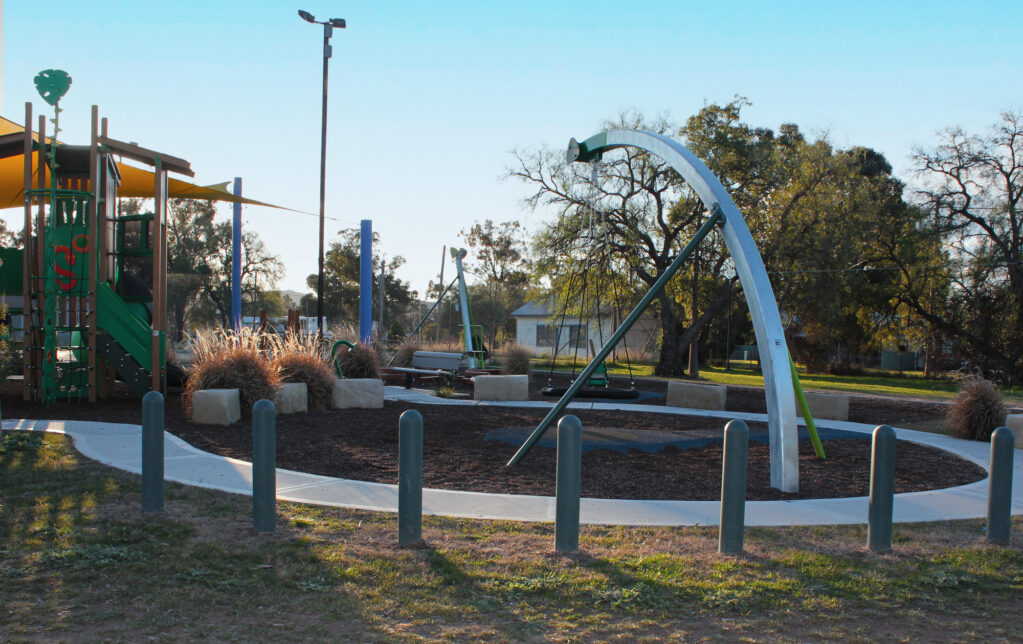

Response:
(540, 161), (639, 400)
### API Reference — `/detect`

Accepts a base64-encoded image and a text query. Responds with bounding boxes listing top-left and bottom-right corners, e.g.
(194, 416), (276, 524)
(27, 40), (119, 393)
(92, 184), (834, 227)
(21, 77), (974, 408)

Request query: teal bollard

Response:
(555, 415), (582, 553)
(398, 409), (424, 545)
(719, 419), (749, 554)
(868, 425), (897, 552)
(987, 426), (1015, 545)
(141, 391), (164, 513)
(252, 399), (276, 533)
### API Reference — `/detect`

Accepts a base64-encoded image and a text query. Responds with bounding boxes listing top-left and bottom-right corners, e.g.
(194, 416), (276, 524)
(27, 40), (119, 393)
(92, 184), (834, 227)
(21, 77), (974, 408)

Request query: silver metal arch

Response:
(571, 129), (799, 492)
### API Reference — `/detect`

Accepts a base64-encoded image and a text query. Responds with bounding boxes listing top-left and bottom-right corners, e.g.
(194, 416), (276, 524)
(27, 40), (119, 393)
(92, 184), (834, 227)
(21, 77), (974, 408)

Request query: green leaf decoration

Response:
(34, 69), (72, 107)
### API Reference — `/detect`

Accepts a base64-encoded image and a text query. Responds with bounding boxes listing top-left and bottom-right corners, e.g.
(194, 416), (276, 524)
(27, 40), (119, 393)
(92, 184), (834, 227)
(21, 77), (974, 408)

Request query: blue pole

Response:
(360, 219), (372, 344)
(231, 177), (242, 331)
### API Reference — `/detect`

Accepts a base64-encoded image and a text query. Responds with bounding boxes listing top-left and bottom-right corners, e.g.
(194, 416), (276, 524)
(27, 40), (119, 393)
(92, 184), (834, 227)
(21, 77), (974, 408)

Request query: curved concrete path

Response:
(4, 385), (1021, 526)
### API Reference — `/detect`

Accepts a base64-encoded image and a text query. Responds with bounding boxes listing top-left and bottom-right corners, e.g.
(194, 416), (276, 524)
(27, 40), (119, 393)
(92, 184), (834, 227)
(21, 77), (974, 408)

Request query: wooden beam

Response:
(152, 165), (167, 392)
(88, 106), (99, 402)
(96, 135), (193, 177)
(33, 114), (47, 402)
(22, 103), (32, 401)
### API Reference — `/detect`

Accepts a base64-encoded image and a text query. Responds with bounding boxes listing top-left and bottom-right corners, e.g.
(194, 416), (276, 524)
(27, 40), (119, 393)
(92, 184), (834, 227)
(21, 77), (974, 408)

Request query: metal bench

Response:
(389, 351), (468, 388)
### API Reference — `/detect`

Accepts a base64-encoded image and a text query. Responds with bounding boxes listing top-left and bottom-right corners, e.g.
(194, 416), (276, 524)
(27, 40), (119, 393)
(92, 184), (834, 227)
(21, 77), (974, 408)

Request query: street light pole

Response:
(299, 10), (346, 337)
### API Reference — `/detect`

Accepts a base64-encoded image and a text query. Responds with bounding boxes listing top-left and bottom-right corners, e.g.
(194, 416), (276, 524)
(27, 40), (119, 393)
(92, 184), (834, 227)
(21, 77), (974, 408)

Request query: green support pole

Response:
(986, 426), (1014, 545)
(508, 208), (724, 466)
(555, 415), (582, 553)
(398, 409), (424, 545)
(141, 391), (164, 512)
(252, 399), (276, 533)
(868, 425), (896, 552)
(719, 419), (749, 554)
(789, 355), (826, 459)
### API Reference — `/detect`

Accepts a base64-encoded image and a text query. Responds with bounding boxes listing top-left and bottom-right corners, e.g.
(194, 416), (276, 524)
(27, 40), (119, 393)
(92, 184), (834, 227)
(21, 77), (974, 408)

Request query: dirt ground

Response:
(1, 372), (987, 501)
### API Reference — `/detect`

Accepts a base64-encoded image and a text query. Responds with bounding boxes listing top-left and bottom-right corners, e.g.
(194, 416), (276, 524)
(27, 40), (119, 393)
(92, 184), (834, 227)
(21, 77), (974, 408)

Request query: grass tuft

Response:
(333, 342), (380, 379)
(184, 346), (279, 419)
(946, 376), (1006, 441)
(274, 350), (335, 411)
(500, 343), (534, 375)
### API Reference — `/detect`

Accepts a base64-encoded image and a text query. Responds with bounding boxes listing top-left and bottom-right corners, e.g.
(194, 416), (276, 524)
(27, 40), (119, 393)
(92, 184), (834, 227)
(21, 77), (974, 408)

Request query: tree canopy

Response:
(511, 100), (924, 375)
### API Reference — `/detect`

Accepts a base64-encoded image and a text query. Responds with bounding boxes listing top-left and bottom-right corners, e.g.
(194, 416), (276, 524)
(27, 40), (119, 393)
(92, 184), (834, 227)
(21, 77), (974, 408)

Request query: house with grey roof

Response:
(509, 302), (659, 359)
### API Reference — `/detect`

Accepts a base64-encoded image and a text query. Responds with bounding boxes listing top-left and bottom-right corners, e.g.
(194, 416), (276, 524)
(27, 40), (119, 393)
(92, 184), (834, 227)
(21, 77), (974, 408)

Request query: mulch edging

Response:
(1, 375), (986, 501)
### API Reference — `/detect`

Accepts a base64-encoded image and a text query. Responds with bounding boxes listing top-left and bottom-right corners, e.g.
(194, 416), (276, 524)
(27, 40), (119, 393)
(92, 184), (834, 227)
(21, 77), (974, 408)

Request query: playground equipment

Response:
(450, 247), (488, 368)
(509, 129), (803, 493)
(386, 245), (488, 369)
(540, 161), (639, 400)
(4, 73), (192, 403)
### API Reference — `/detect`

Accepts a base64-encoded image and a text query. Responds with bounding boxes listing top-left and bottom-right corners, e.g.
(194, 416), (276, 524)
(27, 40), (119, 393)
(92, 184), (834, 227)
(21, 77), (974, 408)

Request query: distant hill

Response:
(277, 290), (307, 308)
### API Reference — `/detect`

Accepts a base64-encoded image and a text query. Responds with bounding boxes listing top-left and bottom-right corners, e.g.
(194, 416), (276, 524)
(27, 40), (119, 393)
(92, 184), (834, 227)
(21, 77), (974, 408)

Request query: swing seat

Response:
(540, 385), (640, 400)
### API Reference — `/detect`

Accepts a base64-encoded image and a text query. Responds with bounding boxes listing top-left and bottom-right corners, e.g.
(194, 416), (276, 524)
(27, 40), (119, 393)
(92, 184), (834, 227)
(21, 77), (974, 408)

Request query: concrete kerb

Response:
(4, 386), (1022, 527)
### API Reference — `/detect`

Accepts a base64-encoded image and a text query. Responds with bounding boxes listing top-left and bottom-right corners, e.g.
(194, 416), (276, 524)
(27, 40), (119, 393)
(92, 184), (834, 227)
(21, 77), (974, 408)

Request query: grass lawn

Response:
(2, 430), (1021, 642)
(534, 357), (1023, 405)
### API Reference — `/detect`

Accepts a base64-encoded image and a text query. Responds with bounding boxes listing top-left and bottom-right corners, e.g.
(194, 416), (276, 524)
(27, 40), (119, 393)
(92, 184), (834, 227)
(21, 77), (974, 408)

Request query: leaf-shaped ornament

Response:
(34, 69), (72, 107)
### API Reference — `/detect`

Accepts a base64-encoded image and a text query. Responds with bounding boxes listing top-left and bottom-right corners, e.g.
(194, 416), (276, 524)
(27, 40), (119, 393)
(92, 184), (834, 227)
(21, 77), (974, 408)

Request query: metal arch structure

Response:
(578, 129), (798, 491)
(507, 129), (799, 492)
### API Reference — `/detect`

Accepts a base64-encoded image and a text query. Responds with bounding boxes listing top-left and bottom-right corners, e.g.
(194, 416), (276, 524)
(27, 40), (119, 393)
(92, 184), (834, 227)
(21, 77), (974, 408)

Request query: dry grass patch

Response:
(3, 432), (1023, 643)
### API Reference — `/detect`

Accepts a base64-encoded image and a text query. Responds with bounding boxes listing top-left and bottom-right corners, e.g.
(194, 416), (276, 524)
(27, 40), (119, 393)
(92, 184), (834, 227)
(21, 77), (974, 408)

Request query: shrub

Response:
(946, 376), (1006, 441)
(275, 351), (336, 411)
(334, 342), (380, 379)
(500, 343), (534, 375)
(184, 346), (279, 419)
(391, 342), (418, 368)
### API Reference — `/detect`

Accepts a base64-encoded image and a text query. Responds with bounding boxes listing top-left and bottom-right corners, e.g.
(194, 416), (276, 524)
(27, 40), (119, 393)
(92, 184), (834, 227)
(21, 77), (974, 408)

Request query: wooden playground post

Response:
(151, 162), (167, 393)
(33, 114), (47, 401)
(88, 105), (100, 401)
(21, 102), (32, 400)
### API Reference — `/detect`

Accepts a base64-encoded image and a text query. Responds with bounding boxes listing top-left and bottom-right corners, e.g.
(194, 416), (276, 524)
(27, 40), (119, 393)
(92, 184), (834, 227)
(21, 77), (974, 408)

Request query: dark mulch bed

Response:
(0, 372), (987, 501)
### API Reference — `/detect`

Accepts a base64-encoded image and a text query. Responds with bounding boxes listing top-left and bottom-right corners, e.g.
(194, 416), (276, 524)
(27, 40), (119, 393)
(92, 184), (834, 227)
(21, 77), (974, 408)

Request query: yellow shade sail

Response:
(0, 115), (302, 212)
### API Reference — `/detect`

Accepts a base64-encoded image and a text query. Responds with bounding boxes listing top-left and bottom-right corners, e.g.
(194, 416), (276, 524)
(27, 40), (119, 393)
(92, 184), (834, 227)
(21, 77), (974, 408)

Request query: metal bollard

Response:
(987, 426), (1015, 545)
(398, 409), (424, 545)
(868, 425), (897, 552)
(252, 399), (276, 533)
(555, 415), (582, 553)
(719, 419), (749, 554)
(141, 391), (165, 512)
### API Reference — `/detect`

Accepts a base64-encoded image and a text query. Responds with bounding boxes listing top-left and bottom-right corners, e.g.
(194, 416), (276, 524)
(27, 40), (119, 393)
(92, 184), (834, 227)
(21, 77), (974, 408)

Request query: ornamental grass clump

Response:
(184, 346), (279, 419)
(334, 342), (380, 379)
(946, 375), (1006, 441)
(391, 342), (418, 368)
(275, 351), (335, 411)
(500, 343), (534, 375)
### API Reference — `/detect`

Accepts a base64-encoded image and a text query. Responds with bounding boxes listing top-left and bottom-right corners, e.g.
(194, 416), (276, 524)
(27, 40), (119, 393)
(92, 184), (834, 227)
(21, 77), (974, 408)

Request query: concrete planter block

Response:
(1005, 414), (1023, 449)
(273, 382), (308, 414)
(191, 388), (241, 425)
(666, 381), (727, 410)
(333, 378), (385, 409)
(474, 375), (529, 401)
(801, 391), (849, 421)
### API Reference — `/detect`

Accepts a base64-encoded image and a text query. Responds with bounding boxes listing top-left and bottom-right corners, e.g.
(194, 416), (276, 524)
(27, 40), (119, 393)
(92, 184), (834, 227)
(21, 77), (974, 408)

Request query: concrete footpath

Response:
(4, 385), (1022, 527)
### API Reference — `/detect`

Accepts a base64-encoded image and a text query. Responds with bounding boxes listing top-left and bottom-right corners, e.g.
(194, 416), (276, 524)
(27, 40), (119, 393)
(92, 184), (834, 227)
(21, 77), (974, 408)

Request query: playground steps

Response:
(95, 333), (158, 396)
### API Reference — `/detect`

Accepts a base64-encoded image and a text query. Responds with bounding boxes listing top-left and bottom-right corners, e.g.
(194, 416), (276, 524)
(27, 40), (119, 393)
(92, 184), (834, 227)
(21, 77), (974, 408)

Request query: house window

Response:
(536, 324), (559, 347)
(536, 323), (586, 349)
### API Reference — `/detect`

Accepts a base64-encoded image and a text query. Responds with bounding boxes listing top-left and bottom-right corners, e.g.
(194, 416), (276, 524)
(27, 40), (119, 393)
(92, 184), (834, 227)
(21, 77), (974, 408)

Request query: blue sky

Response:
(3, 1), (1020, 298)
